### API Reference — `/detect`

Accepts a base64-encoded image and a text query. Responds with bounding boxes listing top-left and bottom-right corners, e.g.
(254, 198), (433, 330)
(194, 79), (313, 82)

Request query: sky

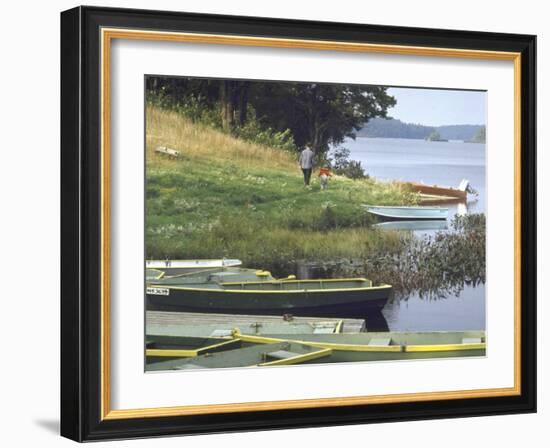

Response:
(386, 87), (486, 127)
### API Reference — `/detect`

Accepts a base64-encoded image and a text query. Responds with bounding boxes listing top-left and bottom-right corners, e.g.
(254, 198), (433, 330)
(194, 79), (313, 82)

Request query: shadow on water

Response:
(364, 311), (390, 331)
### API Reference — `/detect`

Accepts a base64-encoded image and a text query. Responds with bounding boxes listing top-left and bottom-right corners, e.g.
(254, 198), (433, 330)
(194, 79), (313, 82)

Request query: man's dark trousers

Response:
(302, 168), (312, 185)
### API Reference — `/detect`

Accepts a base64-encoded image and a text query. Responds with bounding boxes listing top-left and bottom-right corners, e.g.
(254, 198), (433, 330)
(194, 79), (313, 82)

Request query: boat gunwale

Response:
(145, 338), (242, 358)
(220, 277), (370, 286)
(258, 347), (333, 366)
(146, 283), (392, 294)
(235, 331), (486, 353)
(146, 268), (166, 280)
(235, 332), (402, 352)
(364, 205), (449, 210)
(145, 259), (243, 268)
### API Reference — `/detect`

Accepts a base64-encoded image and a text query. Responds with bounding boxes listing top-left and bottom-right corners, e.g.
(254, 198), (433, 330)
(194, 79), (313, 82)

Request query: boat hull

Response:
(365, 205), (448, 221)
(147, 285), (391, 318)
(373, 220), (448, 231)
(405, 182), (467, 200)
(244, 331), (486, 363)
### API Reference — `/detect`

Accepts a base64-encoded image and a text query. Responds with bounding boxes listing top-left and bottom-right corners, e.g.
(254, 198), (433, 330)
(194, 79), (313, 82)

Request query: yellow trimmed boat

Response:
(146, 267), (392, 318)
(233, 329), (486, 362)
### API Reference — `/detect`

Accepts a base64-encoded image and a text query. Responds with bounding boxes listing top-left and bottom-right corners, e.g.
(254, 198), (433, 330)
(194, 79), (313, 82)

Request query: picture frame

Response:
(60, 5), (536, 441)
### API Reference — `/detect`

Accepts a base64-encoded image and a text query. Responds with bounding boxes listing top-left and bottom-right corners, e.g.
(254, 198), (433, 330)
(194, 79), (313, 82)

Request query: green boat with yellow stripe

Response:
(145, 330), (486, 370)
(146, 267), (392, 318)
(233, 329), (486, 363)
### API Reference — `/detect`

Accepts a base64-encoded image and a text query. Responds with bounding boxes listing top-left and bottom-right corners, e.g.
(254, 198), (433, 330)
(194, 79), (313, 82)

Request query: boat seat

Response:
(175, 364), (203, 370)
(368, 338), (392, 346)
(313, 326), (336, 334)
(462, 337), (483, 344)
(265, 350), (299, 360)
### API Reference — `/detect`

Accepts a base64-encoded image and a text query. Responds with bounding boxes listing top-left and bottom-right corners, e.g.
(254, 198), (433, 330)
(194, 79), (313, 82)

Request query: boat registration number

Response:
(146, 287), (170, 296)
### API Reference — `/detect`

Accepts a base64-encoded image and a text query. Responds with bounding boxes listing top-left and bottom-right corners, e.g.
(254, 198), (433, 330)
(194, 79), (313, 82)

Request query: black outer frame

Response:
(60, 6), (536, 442)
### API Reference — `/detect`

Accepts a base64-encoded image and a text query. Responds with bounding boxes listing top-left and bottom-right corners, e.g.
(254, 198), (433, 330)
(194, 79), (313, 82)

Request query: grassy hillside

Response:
(146, 105), (415, 274)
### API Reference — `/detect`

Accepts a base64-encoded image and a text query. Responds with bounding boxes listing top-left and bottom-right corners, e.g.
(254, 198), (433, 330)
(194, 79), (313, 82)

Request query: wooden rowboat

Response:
(405, 180), (469, 200)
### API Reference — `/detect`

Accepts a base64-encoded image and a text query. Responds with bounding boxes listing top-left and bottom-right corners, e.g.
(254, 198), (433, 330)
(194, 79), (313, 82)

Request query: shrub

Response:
(329, 147), (367, 179)
(147, 94), (297, 153)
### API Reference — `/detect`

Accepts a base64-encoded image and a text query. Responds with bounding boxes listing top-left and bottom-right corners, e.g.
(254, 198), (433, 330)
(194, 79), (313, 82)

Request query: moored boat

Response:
(145, 258), (242, 277)
(146, 267), (392, 318)
(404, 179), (470, 200)
(146, 330), (486, 370)
(146, 335), (243, 363)
(146, 341), (332, 370)
(234, 330), (486, 362)
(373, 220), (448, 231)
(365, 205), (448, 221)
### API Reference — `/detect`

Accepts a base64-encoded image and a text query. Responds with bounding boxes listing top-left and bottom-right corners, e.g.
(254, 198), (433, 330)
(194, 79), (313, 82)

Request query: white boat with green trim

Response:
(146, 258), (242, 277)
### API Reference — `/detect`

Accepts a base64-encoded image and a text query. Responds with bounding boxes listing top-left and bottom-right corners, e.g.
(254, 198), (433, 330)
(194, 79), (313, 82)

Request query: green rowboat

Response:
(146, 341), (332, 370)
(146, 268), (392, 318)
(235, 330), (486, 362)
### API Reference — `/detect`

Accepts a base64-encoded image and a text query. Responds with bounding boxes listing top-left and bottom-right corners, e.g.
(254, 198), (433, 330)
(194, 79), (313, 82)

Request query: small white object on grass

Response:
(155, 146), (180, 158)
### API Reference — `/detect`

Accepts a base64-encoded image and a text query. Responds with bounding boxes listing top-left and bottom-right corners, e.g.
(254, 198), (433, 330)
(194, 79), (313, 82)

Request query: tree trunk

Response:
(220, 81), (250, 131)
(235, 82), (250, 127)
(311, 116), (325, 155)
(220, 80), (235, 131)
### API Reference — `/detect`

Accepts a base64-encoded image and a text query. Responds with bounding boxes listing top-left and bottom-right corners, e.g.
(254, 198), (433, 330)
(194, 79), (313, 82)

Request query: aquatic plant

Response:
(358, 214), (486, 299)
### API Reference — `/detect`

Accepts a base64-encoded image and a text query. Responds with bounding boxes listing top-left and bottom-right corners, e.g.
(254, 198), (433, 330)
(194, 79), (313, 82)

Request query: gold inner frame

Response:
(100, 28), (522, 420)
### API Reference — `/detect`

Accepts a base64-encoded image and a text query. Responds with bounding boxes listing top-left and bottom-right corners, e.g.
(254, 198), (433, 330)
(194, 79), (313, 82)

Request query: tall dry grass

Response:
(146, 105), (296, 170)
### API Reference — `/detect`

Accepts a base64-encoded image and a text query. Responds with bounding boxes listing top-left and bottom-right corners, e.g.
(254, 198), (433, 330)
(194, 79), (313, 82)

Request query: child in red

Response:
(318, 167), (332, 190)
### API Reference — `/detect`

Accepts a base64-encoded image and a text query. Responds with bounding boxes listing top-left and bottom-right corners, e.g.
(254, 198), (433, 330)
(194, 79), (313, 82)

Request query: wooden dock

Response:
(147, 311), (366, 336)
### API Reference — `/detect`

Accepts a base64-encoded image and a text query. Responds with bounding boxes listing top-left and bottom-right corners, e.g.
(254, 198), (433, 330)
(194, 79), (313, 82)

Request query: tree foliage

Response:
(146, 77), (396, 157)
(469, 126), (486, 143)
(328, 147), (367, 179)
(249, 82), (395, 154)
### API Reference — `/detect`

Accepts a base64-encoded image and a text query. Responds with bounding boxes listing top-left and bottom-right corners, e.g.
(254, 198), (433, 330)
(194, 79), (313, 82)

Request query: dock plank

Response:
(146, 311), (365, 335)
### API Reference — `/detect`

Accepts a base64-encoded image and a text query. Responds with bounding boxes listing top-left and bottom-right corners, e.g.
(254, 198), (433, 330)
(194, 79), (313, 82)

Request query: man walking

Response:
(298, 146), (315, 186)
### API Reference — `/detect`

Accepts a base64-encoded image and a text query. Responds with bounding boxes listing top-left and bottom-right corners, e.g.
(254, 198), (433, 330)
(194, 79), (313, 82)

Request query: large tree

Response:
(249, 82), (395, 154)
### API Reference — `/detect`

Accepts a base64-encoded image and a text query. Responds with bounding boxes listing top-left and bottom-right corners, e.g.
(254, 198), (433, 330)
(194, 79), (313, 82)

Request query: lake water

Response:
(345, 137), (486, 331)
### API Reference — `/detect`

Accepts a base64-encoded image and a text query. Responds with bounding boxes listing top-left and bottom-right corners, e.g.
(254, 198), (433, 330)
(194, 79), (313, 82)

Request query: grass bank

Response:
(146, 105), (415, 274)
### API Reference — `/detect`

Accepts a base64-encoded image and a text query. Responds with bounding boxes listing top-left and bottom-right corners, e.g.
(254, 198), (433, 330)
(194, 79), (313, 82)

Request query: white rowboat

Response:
(364, 205), (448, 221)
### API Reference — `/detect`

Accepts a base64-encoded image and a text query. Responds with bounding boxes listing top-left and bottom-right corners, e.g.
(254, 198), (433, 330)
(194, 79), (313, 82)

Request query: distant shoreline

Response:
(352, 136), (486, 144)
(358, 117), (485, 142)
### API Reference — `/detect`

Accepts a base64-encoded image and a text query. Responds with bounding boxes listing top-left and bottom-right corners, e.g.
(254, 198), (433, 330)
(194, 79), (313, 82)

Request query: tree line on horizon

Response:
(358, 117), (486, 142)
